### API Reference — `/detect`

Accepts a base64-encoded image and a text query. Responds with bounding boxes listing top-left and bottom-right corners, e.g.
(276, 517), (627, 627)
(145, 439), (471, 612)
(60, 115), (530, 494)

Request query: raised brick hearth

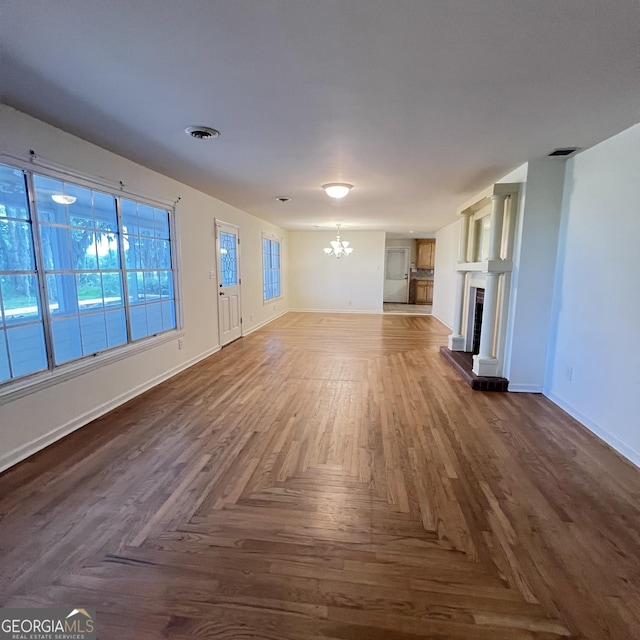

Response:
(439, 346), (509, 392)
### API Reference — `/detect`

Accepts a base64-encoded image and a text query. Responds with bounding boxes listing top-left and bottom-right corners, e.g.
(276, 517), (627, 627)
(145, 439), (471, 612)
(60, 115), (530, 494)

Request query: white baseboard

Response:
(508, 383), (543, 393)
(545, 391), (640, 469)
(432, 314), (453, 330)
(242, 310), (289, 336)
(289, 308), (383, 314)
(0, 345), (221, 474)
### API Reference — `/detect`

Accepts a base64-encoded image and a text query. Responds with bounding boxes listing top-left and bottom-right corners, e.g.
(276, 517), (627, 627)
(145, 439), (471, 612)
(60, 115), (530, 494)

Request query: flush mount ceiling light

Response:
(322, 183), (352, 199)
(185, 126), (220, 140)
(324, 224), (353, 258)
(51, 194), (77, 205)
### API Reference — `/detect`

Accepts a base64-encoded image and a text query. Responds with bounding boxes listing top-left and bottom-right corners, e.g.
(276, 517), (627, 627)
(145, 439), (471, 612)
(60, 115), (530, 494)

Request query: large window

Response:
(121, 198), (176, 340)
(0, 165), (47, 382)
(262, 235), (281, 301)
(0, 161), (178, 388)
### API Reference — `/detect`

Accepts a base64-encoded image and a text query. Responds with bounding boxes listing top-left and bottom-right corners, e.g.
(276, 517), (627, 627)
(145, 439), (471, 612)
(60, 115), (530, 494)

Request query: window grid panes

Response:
(35, 175), (128, 364)
(0, 164), (47, 381)
(262, 237), (281, 301)
(122, 199), (176, 341)
(0, 161), (178, 386)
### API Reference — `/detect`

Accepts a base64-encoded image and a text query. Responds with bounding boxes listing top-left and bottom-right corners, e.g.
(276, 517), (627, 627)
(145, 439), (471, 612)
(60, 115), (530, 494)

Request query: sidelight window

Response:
(262, 235), (281, 301)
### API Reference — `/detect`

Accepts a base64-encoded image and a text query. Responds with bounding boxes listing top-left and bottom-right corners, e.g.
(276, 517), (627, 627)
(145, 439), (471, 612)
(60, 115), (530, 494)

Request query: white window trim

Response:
(0, 328), (184, 405)
(0, 151), (177, 210)
(261, 230), (282, 304)
(0, 152), (184, 402)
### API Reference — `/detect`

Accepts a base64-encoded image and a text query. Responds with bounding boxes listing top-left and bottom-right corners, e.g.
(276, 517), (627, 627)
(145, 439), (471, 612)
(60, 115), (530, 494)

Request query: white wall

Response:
(432, 220), (460, 329)
(289, 231), (385, 312)
(504, 159), (566, 391)
(0, 106), (288, 470)
(545, 124), (640, 466)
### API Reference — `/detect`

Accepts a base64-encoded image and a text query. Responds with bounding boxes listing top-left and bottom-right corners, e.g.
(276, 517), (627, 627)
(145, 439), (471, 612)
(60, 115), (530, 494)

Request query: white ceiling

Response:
(1, 1), (638, 234)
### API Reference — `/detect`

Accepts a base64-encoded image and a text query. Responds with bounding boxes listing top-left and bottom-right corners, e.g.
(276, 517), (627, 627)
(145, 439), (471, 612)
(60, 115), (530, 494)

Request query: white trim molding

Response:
(242, 310), (289, 336)
(0, 344), (220, 473)
(432, 314), (453, 331)
(0, 330), (184, 405)
(546, 392), (640, 469)
(508, 383), (543, 393)
(289, 308), (383, 315)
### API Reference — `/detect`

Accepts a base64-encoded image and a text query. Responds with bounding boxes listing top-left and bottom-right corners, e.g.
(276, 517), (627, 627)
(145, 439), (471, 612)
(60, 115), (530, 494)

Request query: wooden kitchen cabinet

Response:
(413, 279), (433, 305)
(416, 239), (436, 269)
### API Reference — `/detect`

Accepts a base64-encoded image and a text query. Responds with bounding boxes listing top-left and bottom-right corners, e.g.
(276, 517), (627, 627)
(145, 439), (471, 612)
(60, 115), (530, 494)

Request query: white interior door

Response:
(216, 221), (242, 345)
(383, 248), (410, 303)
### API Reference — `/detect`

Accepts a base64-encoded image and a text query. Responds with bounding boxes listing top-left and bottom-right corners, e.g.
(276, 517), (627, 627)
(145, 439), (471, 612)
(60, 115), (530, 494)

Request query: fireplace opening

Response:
(472, 288), (484, 355)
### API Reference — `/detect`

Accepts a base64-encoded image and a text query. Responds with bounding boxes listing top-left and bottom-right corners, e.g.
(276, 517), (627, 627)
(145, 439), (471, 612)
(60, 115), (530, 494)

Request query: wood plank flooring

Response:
(1, 312), (640, 639)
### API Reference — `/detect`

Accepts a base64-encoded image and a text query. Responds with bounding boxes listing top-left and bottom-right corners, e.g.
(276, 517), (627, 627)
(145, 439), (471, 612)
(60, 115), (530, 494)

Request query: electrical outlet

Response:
(249, 314), (253, 322)
(178, 338), (184, 350)
(566, 366), (573, 381)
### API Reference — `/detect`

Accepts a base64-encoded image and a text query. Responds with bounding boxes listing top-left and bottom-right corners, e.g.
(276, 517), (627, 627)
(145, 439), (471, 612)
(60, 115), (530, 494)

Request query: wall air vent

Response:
(548, 147), (579, 157)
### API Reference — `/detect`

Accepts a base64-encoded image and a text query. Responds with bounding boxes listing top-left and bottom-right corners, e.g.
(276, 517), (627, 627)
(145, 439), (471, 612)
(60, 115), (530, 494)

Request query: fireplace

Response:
(472, 288), (484, 355)
(445, 183), (520, 384)
(441, 281), (508, 391)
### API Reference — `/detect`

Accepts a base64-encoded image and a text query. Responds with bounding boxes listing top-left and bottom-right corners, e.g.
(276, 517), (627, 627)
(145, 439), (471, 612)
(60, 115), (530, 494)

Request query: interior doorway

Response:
(383, 248), (410, 303)
(215, 220), (242, 346)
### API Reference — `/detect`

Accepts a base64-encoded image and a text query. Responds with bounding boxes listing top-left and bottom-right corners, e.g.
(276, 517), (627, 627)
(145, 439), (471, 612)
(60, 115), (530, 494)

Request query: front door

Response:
(216, 220), (242, 346)
(383, 248), (410, 303)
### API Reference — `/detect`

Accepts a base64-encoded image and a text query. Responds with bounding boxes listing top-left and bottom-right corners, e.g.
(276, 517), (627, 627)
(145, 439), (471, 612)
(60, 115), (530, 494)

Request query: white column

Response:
(487, 194), (507, 261)
(448, 271), (467, 350)
(448, 212), (472, 351)
(472, 193), (506, 374)
(472, 272), (501, 377)
(458, 212), (472, 262)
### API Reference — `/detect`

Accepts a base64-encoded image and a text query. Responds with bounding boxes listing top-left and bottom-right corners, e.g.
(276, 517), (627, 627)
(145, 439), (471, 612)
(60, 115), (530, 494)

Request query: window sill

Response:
(0, 329), (184, 406)
(263, 295), (283, 306)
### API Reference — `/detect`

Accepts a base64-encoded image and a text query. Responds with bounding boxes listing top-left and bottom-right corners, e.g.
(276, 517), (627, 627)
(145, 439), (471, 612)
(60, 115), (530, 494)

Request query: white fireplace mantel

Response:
(457, 260), (513, 274)
(448, 183), (520, 378)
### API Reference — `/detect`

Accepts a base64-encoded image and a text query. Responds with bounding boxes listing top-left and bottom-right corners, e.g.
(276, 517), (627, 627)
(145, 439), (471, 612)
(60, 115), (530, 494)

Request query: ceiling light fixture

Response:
(185, 126), (220, 140)
(322, 183), (352, 199)
(51, 194), (77, 205)
(324, 224), (353, 258)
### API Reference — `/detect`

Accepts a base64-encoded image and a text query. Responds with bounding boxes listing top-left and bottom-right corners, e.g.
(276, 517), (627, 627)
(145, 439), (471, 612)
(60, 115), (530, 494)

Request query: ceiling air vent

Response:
(548, 147), (579, 157)
(185, 126), (220, 140)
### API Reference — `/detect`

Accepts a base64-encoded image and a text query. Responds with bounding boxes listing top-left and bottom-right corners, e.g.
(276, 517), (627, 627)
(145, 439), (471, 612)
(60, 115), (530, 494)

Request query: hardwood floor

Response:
(1, 312), (639, 639)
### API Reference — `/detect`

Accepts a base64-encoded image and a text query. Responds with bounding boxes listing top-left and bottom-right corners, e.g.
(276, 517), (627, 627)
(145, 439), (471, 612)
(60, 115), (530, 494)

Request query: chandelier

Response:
(324, 225), (353, 258)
